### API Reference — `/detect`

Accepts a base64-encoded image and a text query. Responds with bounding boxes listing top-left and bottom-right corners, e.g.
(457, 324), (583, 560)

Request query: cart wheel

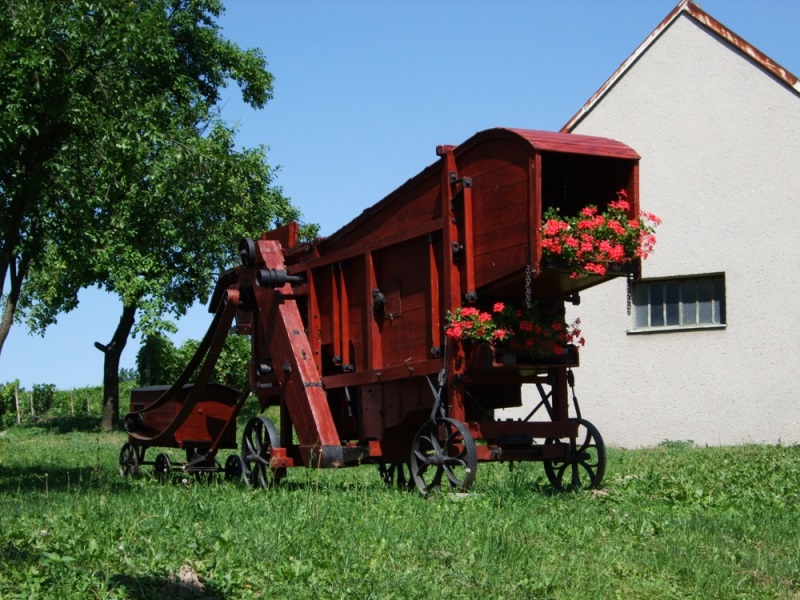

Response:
(378, 462), (413, 490)
(119, 443), (140, 478)
(543, 418), (606, 491)
(154, 453), (172, 483)
(241, 416), (284, 488)
(410, 417), (477, 496)
(224, 454), (250, 487)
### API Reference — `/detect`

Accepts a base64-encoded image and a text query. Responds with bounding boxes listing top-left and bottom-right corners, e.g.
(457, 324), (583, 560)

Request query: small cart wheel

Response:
(241, 415), (284, 488)
(544, 418), (606, 491)
(224, 454), (250, 487)
(119, 443), (140, 478)
(410, 417), (477, 496)
(154, 453), (172, 483)
(378, 461), (413, 490)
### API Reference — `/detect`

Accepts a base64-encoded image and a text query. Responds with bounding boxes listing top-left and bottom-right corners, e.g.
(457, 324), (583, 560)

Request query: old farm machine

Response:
(119, 127), (642, 494)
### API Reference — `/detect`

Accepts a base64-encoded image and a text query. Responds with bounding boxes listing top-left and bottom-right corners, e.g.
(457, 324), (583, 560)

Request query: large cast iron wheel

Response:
(241, 416), (284, 488)
(378, 461), (413, 490)
(410, 417), (477, 496)
(119, 443), (140, 478)
(543, 418), (606, 491)
(154, 453), (172, 483)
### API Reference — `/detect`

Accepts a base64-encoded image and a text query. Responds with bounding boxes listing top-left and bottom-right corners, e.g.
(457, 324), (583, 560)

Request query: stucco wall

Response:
(517, 15), (800, 447)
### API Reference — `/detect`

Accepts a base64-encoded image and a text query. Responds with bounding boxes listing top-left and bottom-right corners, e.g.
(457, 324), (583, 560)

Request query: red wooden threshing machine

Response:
(119, 128), (641, 494)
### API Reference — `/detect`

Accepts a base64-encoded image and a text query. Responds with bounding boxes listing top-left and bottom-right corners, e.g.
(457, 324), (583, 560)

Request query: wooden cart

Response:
(120, 127), (641, 494)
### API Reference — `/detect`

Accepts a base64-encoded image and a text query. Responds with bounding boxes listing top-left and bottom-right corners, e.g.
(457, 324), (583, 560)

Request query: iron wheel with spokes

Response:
(154, 453), (172, 483)
(119, 443), (140, 478)
(241, 415), (284, 488)
(410, 417), (477, 496)
(544, 418), (606, 491)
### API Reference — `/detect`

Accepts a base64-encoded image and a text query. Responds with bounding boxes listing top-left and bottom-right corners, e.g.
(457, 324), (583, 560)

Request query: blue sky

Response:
(2, 0), (798, 389)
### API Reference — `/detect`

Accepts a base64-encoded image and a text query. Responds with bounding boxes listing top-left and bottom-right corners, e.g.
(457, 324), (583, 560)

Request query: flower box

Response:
(542, 257), (638, 279)
(540, 191), (660, 280)
(466, 341), (579, 370)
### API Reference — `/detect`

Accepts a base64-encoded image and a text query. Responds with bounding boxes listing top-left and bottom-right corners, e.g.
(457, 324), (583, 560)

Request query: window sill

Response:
(627, 323), (727, 335)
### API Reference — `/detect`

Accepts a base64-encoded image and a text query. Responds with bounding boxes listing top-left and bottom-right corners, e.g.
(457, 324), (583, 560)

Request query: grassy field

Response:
(1, 419), (799, 599)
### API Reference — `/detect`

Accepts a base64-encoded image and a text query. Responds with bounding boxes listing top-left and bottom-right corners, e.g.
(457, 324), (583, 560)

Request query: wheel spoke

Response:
(413, 449), (430, 464)
(429, 466), (444, 490)
(570, 462), (581, 487)
(578, 462), (597, 483)
(442, 463), (467, 489)
(427, 433), (443, 456)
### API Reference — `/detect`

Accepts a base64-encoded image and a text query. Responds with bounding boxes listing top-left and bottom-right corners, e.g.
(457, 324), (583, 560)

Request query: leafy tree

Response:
(136, 332), (251, 392)
(1, 1), (308, 429)
(136, 334), (180, 387)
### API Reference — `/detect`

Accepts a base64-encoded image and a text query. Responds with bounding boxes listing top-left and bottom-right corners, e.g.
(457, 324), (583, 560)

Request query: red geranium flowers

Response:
(541, 189), (661, 278)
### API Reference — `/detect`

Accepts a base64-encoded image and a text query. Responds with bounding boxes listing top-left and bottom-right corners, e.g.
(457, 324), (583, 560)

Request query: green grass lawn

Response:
(1, 420), (799, 599)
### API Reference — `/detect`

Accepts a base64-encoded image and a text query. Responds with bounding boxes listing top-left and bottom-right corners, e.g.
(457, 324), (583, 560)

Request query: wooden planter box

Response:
(465, 342), (579, 371)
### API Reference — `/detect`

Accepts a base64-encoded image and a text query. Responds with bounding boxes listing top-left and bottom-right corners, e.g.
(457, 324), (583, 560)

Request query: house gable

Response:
(561, 0), (800, 134)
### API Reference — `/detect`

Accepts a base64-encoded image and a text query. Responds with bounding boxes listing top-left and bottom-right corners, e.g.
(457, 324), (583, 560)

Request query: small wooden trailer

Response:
(119, 127), (642, 494)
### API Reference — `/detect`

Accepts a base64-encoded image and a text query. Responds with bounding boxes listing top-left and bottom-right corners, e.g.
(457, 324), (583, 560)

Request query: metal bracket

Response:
(451, 242), (464, 262)
(449, 171), (472, 187)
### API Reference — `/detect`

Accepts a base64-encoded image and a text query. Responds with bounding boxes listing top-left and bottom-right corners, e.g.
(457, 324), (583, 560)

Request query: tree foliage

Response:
(136, 332), (251, 392)
(0, 1), (308, 428)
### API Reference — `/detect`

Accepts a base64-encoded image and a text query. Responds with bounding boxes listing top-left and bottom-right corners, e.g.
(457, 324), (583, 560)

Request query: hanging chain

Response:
(626, 274), (633, 316)
(524, 264), (532, 310)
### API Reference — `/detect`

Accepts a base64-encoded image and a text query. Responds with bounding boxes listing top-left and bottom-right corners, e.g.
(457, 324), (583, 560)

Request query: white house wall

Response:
(522, 14), (800, 447)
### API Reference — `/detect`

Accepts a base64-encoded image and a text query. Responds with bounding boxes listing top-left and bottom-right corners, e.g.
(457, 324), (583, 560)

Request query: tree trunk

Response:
(96, 303), (137, 430)
(0, 253), (29, 357)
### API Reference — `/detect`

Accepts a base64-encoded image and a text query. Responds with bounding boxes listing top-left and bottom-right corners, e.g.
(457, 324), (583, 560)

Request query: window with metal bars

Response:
(631, 274), (726, 331)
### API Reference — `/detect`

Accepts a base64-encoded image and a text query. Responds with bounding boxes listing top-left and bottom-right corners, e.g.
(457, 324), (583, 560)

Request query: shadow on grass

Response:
(110, 573), (224, 600)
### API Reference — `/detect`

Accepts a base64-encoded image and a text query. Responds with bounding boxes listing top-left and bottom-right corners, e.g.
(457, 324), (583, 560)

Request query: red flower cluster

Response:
(446, 302), (585, 358)
(495, 305), (585, 357)
(541, 190), (661, 279)
(445, 304), (510, 343)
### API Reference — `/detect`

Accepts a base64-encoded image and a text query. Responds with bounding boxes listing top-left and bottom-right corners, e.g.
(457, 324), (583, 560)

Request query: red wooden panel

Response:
(359, 384), (383, 440)
(320, 173), (443, 254)
(130, 385), (239, 449)
(376, 379), (431, 431)
(343, 255), (367, 371)
(312, 266), (334, 347)
(473, 243), (528, 291)
(381, 316), (428, 366)
(471, 180), (528, 222)
(371, 236), (435, 367)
